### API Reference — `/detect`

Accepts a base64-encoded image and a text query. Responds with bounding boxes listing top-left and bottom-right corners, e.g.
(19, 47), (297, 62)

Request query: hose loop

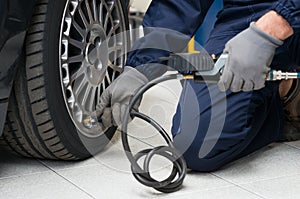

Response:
(121, 74), (187, 193)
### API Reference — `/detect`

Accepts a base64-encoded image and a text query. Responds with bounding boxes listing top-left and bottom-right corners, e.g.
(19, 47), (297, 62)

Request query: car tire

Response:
(1, 0), (129, 160)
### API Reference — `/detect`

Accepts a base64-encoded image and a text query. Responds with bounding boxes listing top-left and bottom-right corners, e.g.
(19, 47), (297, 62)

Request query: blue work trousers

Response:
(172, 29), (300, 172)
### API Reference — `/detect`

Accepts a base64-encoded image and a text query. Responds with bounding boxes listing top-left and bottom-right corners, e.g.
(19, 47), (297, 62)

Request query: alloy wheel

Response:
(59, 0), (128, 137)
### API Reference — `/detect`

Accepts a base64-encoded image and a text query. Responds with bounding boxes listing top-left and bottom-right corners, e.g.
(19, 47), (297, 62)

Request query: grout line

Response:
(210, 173), (266, 199)
(38, 160), (96, 199)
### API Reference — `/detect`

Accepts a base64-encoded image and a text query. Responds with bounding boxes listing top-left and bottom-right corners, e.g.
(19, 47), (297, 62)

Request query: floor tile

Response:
(241, 174), (300, 199)
(57, 164), (233, 199)
(0, 171), (92, 199)
(166, 186), (263, 199)
(91, 137), (131, 173)
(212, 143), (300, 184)
(0, 151), (49, 179)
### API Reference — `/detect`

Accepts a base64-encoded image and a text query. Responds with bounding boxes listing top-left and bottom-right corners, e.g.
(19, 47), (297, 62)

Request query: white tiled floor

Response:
(1, 79), (300, 199)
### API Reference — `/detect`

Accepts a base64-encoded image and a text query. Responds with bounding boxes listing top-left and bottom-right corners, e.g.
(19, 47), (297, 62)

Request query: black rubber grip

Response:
(193, 73), (221, 83)
(165, 53), (215, 73)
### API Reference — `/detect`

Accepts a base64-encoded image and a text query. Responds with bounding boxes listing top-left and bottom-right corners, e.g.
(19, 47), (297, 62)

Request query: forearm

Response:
(272, 0), (300, 34)
(255, 10), (294, 40)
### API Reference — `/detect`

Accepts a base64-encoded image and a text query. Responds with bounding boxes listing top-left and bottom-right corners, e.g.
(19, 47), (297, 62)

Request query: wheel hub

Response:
(85, 24), (108, 85)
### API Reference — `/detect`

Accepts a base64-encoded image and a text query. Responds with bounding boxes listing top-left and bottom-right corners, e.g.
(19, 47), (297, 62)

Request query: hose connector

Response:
(267, 70), (300, 81)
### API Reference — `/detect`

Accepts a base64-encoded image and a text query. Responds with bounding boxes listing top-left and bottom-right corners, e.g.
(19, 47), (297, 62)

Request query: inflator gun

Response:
(81, 53), (300, 194)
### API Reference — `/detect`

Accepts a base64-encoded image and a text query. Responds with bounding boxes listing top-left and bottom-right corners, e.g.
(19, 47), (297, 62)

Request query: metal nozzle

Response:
(83, 116), (98, 129)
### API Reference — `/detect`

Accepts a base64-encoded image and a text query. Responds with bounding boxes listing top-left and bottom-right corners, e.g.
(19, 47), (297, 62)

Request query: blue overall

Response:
(126, 0), (300, 172)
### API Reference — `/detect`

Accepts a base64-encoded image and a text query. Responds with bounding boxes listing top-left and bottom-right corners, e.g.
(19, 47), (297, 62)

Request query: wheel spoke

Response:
(71, 66), (85, 83)
(107, 23), (120, 38)
(107, 60), (122, 72)
(103, 13), (109, 31)
(98, 1), (104, 24)
(101, 78), (106, 91)
(78, 7), (89, 28)
(105, 71), (112, 85)
(85, 0), (94, 23)
(69, 54), (84, 63)
(103, 2), (115, 30)
(97, 85), (103, 104)
(82, 84), (92, 107)
(108, 1), (116, 15)
(72, 20), (85, 37)
(69, 38), (84, 49)
(87, 87), (96, 111)
(112, 70), (116, 81)
(108, 45), (123, 54)
(73, 75), (88, 96)
(92, 0), (99, 23)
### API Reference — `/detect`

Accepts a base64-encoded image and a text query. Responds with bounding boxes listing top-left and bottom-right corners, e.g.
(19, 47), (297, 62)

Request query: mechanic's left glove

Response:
(218, 22), (283, 92)
(96, 64), (168, 129)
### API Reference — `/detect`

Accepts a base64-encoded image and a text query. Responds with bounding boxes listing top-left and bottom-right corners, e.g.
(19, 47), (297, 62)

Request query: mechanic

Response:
(96, 0), (300, 172)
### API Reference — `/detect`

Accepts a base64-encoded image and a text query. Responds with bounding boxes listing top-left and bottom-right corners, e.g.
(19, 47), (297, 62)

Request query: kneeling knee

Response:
(183, 153), (223, 172)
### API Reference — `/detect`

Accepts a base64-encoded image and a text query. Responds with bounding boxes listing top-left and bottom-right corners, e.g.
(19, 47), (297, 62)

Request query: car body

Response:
(0, 0), (35, 136)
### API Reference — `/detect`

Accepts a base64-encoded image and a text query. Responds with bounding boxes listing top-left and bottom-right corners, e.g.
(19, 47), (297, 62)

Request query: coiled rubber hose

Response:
(121, 73), (187, 193)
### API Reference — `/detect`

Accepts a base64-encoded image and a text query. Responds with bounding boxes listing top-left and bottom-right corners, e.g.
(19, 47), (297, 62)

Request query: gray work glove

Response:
(96, 67), (148, 129)
(218, 22), (283, 92)
(96, 64), (168, 129)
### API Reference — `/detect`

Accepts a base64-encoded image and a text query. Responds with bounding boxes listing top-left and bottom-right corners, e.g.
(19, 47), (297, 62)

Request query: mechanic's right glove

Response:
(218, 22), (283, 92)
(96, 64), (168, 129)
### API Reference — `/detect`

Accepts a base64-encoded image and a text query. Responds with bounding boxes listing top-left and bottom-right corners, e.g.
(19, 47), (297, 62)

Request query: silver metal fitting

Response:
(267, 70), (299, 81)
(83, 116), (98, 129)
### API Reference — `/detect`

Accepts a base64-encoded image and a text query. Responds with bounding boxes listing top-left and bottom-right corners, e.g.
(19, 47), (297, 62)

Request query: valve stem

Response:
(83, 116), (97, 129)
